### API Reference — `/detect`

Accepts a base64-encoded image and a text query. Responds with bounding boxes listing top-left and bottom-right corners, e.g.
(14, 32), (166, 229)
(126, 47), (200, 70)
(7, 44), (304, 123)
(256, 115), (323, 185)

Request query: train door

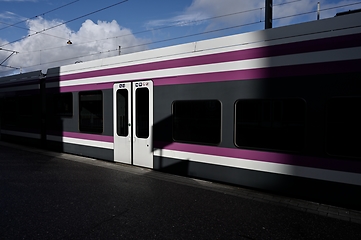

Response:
(113, 81), (153, 168)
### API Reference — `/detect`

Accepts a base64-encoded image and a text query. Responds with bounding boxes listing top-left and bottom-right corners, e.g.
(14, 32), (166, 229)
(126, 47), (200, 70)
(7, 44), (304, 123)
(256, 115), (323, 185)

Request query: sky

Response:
(0, 0), (360, 76)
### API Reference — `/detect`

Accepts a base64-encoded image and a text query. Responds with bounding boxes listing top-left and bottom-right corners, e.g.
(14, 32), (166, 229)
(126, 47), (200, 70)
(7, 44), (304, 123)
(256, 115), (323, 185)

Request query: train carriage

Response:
(0, 71), (45, 146)
(1, 11), (361, 209)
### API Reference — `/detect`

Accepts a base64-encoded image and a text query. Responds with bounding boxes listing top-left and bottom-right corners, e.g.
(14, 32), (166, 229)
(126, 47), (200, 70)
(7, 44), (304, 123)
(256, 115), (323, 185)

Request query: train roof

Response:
(1, 11), (361, 83)
(0, 70), (43, 85)
(47, 11), (361, 78)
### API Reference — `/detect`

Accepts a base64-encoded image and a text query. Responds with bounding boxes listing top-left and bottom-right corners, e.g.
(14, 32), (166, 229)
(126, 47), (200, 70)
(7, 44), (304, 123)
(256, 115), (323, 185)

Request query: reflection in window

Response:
(79, 91), (103, 133)
(2, 97), (17, 126)
(172, 100), (222, 145)
(19, 96), (34, 117)
(117, 89), (128, 137)
(326, 97), (361, 158)
(54, 92), (73, 117)
(235, 99), (305, 152)
(135, 88), (149, 138)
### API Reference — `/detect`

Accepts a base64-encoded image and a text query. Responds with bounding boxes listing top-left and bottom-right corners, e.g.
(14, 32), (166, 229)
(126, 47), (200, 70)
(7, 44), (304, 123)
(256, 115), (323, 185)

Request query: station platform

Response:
(1, 142), (360, 239)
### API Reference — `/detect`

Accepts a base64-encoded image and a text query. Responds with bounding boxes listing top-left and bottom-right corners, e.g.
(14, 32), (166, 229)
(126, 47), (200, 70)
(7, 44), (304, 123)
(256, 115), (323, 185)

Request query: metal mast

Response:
(265, 0), (273, 29)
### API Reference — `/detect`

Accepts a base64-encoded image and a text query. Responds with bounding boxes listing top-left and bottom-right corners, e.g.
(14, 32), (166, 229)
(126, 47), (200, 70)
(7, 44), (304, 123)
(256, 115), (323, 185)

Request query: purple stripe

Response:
(154, 59), (361, 86)
(51, 58), (361, 92)
(59, 83), (114, 93)
(62, 131), (114, 143)
(56, 33), (361, 82)
(154, 141), (361, 174)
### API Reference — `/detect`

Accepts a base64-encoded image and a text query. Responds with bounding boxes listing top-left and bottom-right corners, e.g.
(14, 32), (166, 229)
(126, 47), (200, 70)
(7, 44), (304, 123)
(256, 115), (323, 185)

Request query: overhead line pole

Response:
(265, 0), (273, 29)
(317, 2), (321, 20)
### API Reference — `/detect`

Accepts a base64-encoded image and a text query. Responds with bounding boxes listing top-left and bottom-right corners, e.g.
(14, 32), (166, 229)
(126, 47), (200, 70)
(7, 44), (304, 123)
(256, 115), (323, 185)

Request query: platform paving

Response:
(1, 142), (361, 240)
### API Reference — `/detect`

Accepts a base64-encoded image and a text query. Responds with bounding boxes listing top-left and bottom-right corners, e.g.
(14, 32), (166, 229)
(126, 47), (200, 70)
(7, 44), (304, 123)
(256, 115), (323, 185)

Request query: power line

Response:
(3, 0), (361, 73)
(0, 0), (81, 46)
(274, 1), (361, 21)
(0, 0), (80, 32)
(20, 4), (265, 55)
(7, 0), (303, 55)
(5, 20), (265, 71)
(0, 0), (80, 46)
(0, 0), (129, 48)
(274, 0), (303, 7)
(18, 0), (305, 55)
(0, 20), (69, 41)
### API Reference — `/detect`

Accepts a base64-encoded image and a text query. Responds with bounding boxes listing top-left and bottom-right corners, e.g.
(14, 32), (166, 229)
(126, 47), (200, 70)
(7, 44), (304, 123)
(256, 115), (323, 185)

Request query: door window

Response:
(135, 88), (149, 138)
(116, 89), (129, 136)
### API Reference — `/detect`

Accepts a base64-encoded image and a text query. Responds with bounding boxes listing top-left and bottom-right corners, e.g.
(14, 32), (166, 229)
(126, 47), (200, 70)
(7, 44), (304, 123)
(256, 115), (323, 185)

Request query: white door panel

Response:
(113, 81), (153, 168)
(113, 82), (132, 164)
(132, 81), (153, 168)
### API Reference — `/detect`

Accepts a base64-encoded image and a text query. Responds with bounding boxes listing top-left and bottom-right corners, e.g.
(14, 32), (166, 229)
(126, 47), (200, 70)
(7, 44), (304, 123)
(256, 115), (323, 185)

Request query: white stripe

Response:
(55, 17), (361, 77)
(154, 149), (361, 186)
(54, 47), (361, 88)
(47, 135), (113, 150)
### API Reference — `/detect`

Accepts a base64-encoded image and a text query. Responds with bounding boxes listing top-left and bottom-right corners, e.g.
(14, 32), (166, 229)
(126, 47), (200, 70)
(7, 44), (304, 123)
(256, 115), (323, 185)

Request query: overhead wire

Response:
(0, 0), (81, 70)
(0, 20), (70, 41)
(18, 0), (307, 55)
(20, 3), (269, 55)
(0, 0), (129, 71)
(4, 0), (305, 70)
(2, 0), (361, 73)
(19, 7), (262, 54)
(274, 0), (303, 7)
(0, 0), (80, 32)
(11, 0), (314, 57)
(0, 0), (129, 48)
(274, 1), (361, 21)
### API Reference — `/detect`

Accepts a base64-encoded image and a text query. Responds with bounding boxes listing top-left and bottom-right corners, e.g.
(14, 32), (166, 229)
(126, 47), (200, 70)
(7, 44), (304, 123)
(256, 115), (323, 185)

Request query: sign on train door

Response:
(113, 81), (153, 168)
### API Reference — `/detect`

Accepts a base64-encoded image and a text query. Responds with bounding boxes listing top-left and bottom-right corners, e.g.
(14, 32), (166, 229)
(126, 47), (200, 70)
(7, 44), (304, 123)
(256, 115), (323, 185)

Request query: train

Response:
(1, 11), (361, 210)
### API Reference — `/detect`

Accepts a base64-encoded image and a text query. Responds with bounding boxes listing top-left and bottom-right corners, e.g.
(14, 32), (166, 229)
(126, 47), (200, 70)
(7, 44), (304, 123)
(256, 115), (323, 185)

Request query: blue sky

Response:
(1, 0), (360, 76)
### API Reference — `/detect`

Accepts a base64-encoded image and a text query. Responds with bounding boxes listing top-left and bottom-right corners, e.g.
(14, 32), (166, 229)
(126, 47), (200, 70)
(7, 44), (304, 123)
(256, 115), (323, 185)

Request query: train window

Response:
(2, 97), (17, 126)
(19, 95), (34, 117)
(172, 100), (222, 145)
(326, 97), (361, 158)
(135, 88), (149, 138)
(79, 91), (103, 134)
(235, 99), (305, 152)
(117, 89), (128, 137)
(53, 93), (73, 117)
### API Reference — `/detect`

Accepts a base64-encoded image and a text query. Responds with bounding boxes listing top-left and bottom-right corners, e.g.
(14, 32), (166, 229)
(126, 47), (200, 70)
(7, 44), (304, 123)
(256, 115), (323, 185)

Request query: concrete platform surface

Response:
(1, 142), (361, 240)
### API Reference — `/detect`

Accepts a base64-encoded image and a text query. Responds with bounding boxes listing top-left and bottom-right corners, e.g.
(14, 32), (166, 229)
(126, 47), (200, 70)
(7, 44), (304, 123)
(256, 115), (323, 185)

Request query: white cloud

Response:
(272, 0), (361, 27)
(0, 11), (18, 20)
(146, 0), (263, 29)
(146, 0), (361, 29)
(2, 0), (361, 76)
(0, 17), (148, 76)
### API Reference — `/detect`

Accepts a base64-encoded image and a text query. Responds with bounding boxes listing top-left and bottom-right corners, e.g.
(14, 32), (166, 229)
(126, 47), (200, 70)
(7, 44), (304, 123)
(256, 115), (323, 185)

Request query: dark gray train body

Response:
(1, 12), (361, 209)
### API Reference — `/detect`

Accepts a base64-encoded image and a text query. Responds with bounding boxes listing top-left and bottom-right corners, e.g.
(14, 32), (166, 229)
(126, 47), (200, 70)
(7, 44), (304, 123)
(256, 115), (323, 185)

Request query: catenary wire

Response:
(16, 0), (353, 56)
(274, 0), (303, 7)
(0, 0), (129, 48)
(2, 0), (361, 72)
(0, 20), (70, 41)
(16, 0), (313, 55)
(0, 0), (81, 42)
(19, 3), (276, 54)
(0, 0), (80, 32)
(274, 1), (361, 21)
